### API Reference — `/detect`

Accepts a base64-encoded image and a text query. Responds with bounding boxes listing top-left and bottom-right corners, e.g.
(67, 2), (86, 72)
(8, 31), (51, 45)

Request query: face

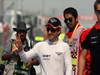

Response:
(16, 31), (27, 41)
(95, 4), (100, 22)
(46, 26), (61, 42)
(64, 13), (78, 31)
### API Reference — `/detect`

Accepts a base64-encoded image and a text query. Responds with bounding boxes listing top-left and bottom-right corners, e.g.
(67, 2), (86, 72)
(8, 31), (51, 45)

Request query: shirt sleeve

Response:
(19, 43), (39, 63)
(80, 30), (90, 50)
(64, 44), (72, 75)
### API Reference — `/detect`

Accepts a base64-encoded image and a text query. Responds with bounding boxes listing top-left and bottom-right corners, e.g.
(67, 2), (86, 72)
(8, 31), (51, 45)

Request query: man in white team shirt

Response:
(15, 17), (72, 75)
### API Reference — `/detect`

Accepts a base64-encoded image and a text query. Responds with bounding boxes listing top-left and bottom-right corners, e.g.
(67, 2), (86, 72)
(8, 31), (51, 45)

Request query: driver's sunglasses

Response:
(64, 17), (73, 23)
(96, 10), (100, 14)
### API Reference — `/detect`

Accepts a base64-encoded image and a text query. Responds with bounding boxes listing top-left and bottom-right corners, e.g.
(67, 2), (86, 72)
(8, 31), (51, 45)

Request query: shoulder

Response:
(80, 26), (94, 43)
(79, 25), (85, 29)
(60, 41), (70, 52)
(78, 25), (85, 33)
(82, 26), (93, 37)
(34, 40), (47, 47)
(58, 40), (69, 49)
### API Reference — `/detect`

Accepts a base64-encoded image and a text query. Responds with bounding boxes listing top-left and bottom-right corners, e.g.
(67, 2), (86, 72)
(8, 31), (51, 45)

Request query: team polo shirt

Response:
(80, 24), (100, 75)
(19, 40), (72, 75)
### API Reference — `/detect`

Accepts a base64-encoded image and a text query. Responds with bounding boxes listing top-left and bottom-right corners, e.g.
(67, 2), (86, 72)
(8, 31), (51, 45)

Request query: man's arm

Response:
(18, 42), (39, 63)
(15, 35), (39, 63)
(78, 49), (87, 75)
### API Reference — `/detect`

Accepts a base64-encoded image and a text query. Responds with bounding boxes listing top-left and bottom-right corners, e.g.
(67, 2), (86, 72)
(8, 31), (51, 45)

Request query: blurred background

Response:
(0, 0), (96, 47)
(0, 0), (96, 74)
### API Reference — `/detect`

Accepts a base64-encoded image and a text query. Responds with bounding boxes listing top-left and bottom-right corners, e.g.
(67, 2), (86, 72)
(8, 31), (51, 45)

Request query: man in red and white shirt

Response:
(63, 7), (87, 75)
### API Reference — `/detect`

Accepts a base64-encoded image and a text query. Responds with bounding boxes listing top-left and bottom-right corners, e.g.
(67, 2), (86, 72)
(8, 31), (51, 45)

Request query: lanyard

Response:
(67, 24), (80, 45)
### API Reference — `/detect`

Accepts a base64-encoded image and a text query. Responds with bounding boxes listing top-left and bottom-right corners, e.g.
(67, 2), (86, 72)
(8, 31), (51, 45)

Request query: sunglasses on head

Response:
(45, 24), (61, 32)
(46, 27), (58, 32)
(96, 10), (100, 14)
(64, 17), (73, 23)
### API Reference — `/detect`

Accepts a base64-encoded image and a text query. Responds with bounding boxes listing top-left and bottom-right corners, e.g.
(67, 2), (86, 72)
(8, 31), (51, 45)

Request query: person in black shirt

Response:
(79, 0), (100, 75)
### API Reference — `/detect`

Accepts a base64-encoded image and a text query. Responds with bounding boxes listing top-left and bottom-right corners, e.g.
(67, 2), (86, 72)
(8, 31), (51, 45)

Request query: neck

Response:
(49, 37), (58, 42)
(70, 22), (78, 32)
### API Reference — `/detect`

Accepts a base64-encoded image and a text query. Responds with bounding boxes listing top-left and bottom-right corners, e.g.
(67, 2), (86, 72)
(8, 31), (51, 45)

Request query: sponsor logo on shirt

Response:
(56, 52), (63, 56)
(43, 55), (51, 57)
(90, 36), (98, 44)
(42, 54), (51, 60)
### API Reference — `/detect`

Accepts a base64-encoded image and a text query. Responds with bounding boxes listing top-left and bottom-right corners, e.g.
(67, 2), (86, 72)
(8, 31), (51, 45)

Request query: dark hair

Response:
(94, 0), (100, 12)
(63, 7), (78, 19)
